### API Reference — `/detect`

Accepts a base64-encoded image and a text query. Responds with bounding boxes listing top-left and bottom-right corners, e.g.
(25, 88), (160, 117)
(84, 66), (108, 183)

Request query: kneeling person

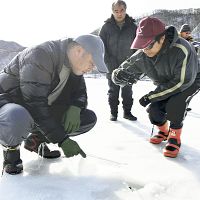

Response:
(0, 34), (107, 174)
(112, 17), (200, 158)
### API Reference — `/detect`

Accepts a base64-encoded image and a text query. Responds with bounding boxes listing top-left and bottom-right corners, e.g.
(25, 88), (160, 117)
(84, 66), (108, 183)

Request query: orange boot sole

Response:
(163, 143), (180, 158)
(163, 128), (182, 158)
(150, 132), (168, 144)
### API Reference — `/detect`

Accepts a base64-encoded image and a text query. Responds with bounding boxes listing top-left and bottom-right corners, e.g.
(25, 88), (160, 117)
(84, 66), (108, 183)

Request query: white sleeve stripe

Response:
(148, 44), (188, 100)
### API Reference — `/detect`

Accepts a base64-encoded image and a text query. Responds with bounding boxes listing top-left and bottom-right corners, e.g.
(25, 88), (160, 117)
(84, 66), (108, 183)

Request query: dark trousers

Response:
(50, 105), (97, 137)
(107, 78), (133, 114)
(0, 103), (96, 147)
(148, 83), (200, 129)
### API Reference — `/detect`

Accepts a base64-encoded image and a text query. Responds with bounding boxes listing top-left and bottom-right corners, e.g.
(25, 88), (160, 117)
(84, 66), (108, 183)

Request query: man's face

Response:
(71, 49), (95, 76)
(142, 36), (165, 58)
(180, 31), (191, 40)
(112, 4), (126, 23)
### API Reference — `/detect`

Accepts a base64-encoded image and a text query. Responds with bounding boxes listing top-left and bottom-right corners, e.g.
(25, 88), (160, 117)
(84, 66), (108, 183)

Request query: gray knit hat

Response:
(74, 34), (108, 73)
(180, 24), (191, 33)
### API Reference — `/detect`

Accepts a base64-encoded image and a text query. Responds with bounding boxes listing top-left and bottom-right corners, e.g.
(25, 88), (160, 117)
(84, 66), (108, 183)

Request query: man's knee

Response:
(0, 103), (34, 146)
(79, 109), (97, 132)
(166, 98), (186, 123)
(67, 109), (97, 137)
(148, 103), (166, 126)
(3, 104), (33, 123)
(81, 109), (97, 126)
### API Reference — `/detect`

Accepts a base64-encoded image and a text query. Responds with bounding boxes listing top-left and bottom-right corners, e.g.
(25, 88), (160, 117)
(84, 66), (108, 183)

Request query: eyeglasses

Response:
(144, 40), (156, 50)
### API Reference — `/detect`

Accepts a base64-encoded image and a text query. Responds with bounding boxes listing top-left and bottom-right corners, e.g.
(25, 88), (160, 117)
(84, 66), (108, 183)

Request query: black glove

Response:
(112, 69), (137, 87)
(139, 95), (151, 107)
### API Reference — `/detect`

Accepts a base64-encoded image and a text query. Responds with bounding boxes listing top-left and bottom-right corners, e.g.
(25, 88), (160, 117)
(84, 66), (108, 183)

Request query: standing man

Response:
(179, 24), (200, 111)
(179, 24), (193, 42)
(112, 17), (200, 158)
(179, 24), (200, 53)
(0, 34), (107, 175)
(99, 0), (137, 121)
(179, 23), (200, 53)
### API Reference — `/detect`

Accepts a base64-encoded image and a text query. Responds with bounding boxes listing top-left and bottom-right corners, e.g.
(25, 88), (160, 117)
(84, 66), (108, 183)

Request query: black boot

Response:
(24, 133), (61, 159)
(123, 111), (137, 121)
(110, 106), (118, 121)
(110, 113), (117, 121)
(3, 146), (23, 175)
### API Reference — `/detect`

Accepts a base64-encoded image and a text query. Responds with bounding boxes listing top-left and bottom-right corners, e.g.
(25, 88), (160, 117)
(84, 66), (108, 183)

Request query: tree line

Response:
(136, 8), (200, 33)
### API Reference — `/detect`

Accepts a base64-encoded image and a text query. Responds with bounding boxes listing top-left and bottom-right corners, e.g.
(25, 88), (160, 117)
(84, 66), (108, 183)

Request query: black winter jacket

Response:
(99, 14), (137, 73)
(0, 38), (87, 143)
(113, 26), (200, 102)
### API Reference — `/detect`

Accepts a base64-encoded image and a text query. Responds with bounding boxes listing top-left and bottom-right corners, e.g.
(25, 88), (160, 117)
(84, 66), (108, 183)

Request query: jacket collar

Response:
(105, 14), (135, 26)
(157, 26), (179, 56)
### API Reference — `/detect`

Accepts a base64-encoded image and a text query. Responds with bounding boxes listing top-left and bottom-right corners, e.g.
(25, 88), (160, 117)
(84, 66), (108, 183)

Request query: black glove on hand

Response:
(139, 95), (151, 107)
(112, 69), (137, 87)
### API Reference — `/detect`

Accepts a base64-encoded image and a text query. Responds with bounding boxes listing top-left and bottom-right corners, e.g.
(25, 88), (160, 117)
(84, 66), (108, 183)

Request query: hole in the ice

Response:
(125, 182), (144, 191)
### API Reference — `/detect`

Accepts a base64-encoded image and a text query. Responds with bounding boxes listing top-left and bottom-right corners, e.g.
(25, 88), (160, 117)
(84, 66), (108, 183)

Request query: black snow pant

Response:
(148, 82), (200, 129)
(107, 77), (133, 115)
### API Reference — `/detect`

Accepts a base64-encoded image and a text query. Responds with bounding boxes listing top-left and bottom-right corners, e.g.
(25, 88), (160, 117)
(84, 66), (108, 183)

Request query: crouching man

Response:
(112, 17), (200, 158)
(0, 34), (107, 174)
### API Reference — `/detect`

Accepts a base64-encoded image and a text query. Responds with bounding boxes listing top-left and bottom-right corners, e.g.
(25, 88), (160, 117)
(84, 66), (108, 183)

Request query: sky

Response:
(1, 77), (200, 200)
(0, 0), (200, 47)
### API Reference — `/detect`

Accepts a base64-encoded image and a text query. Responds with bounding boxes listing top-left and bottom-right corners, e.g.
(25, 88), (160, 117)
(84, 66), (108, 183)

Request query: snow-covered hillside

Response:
(0, 77), (200, 200)
(0, 40), (25, 70)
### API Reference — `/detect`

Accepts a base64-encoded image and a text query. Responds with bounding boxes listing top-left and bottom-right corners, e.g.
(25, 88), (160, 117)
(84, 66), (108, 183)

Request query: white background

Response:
(0, 0), (200, 46)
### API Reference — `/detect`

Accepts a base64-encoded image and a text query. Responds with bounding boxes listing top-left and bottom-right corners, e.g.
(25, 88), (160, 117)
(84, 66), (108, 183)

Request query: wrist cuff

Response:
(58, 134), (69, 147)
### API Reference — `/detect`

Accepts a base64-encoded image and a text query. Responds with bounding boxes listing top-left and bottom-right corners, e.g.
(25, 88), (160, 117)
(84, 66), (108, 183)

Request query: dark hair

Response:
(154, 31), (166, 42)
(112, 0), (127, 10)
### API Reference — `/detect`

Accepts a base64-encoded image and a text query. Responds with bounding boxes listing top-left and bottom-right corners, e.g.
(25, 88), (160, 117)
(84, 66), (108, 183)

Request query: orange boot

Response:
(163, 128), (182, 158)
(150, 122), (169, 144)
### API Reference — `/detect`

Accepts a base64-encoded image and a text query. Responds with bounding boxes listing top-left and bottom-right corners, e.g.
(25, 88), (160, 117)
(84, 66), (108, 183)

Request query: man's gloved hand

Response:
(187, 35), (193, 42)
(139, 95), (151, 107)
(60, 138), (86, 158)
(112, 69), (137, 87)
(62, 106), (81, 133)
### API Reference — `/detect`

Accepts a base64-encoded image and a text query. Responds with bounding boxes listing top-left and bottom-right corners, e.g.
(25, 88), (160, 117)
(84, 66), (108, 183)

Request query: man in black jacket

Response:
(112, 17), (200, 158)
(179, 24), (193, 42)
(99, 0), (137, 121)
(0, 34), (107, 175)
